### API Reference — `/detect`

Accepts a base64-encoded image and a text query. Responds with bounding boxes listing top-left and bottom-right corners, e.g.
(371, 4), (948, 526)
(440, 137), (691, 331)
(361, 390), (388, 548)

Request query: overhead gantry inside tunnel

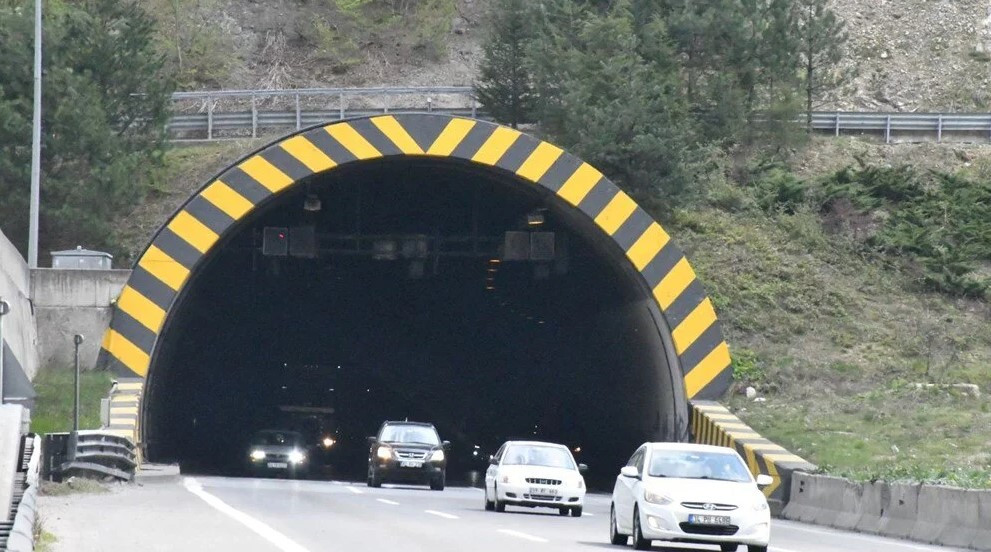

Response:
(98, 114), (732, 480)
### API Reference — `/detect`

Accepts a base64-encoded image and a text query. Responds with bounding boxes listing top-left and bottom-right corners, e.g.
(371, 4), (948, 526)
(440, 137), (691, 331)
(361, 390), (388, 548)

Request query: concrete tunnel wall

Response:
(96, 114), (734, 446)
(0, 228), (39, 404)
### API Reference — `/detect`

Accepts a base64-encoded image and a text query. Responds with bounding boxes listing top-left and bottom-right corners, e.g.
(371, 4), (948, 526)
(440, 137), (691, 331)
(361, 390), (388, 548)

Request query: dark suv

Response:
(367, 421), (449, 490)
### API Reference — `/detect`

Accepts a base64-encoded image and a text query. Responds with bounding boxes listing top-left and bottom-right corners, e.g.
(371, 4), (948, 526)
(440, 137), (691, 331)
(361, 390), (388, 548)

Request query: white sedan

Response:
(484, 440), (587, 516)
(610, 442), (772, 551)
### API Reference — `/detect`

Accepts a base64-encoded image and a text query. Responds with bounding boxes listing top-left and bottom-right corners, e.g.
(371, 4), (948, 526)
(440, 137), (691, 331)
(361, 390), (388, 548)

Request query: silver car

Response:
(246, 429), (309, 478)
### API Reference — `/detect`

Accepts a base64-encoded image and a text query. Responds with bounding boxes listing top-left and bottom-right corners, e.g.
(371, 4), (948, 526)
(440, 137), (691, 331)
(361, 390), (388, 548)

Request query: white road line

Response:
(346, 486), (364, 494)
(584, 513), (595, 516)
(497, 529), (548, 543)
(183, 477), (311, 552)
(770, 547), (802, 552)
(425, 510), (460, 520)
(377, 499), (400, 505)
(781, 523), (949, 551)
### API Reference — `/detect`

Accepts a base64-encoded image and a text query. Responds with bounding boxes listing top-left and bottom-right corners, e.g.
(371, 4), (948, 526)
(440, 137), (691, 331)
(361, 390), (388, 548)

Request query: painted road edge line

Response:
(377, 499), (400, 505)
(183, 477), (311, 552)
(497, 529), (548, 543)
(346, 486), (364, 494)
(424, 510), (459, 520)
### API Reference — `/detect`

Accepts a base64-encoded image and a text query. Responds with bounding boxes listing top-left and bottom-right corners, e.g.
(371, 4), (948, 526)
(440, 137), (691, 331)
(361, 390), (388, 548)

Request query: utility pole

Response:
(28, 0), (42, 269)
(73, 334), (84, 431)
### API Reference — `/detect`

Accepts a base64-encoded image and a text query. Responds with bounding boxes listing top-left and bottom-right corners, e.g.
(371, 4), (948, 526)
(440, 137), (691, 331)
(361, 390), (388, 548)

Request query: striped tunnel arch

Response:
(98, 113), (733, 439)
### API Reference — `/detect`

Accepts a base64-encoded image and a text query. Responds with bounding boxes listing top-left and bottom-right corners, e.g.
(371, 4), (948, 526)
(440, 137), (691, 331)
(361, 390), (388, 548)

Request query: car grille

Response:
(396, 450), (427, 460)
(525, 478), (562, 486)
(681, 502), (737, 511)
(523, 494), (561, 502)
(266, 453), (289, 461)
(679, 523), (739, 536)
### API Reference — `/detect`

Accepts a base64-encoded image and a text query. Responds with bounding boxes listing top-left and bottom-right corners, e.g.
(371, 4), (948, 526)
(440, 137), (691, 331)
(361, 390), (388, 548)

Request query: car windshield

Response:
(502, 445), (576, 469)
(253, 431), (300, 447)
(648, 450), (752, 482)
(380, 425), (440, 445)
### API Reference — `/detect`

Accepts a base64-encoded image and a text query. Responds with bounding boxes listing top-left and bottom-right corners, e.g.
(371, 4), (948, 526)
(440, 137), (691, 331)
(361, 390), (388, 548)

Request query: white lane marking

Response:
(584, 512), (595, 517)
(498, 529), (548, 543)
(770, 547), (802, 552)
(780, 522), (950, 551)
(183, 477), (311, 552)
(377, 498), (400, 505)
(346, 486), (364, 494)
(425, 510), (460, 520)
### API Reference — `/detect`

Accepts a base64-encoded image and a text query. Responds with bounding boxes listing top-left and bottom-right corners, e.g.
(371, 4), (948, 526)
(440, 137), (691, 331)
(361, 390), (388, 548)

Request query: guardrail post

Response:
(835, 112), (840, 137)
(427, 97), (433, 113)
(251, 95), (258, 139)
(295, 94), (301, 130)
(339, 93), (345, 120)
(471, 96), (477, 119)
(207, 95), (213, 141)
(937, 114), (943, 143)
(885, 115), (891, 144)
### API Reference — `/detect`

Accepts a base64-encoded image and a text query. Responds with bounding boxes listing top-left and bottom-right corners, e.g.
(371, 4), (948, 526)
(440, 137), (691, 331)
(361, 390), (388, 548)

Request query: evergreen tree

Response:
(795, 0), (848, 130)
(475, 0), (537, 128)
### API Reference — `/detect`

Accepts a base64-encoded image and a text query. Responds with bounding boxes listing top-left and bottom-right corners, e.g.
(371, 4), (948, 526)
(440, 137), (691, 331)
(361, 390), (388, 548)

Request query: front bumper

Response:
(637, 502), (770, 546)
(372, 459), (445, 482)
(496, 483), (585, 508)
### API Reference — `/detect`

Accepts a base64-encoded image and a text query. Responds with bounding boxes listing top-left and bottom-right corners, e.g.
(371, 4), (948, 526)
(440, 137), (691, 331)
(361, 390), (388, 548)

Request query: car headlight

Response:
(644, 489), (673, 505)
(501, 475), (512, 484)
(430, 449), (445, 462)
(250, 449), (266, 461)
(753, 500), (769, 511)
(322, 437), (336, 449)
(376, 446), (393, 460)
(288, 449), (306, 464)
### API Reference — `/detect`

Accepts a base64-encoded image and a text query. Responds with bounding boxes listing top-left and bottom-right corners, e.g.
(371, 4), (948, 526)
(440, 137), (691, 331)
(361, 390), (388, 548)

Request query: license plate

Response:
(400, 460), (423, 468)
(267, 462), (288, 469)
(528, 487), (558, 495)
(689, 514), (731, 525)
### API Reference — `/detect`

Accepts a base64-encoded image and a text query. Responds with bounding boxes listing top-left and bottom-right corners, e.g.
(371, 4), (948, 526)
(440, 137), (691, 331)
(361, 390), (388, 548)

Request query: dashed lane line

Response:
(183, 477), (312, 552)
(377, 499), (400, 505)
(497, 529), (549, 543)
(425, 510), (460, 520)
(346, 486), (364, 494)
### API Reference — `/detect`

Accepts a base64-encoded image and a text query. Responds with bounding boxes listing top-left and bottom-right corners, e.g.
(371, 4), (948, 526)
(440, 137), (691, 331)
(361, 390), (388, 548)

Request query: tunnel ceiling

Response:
(98, 114), (732, 451)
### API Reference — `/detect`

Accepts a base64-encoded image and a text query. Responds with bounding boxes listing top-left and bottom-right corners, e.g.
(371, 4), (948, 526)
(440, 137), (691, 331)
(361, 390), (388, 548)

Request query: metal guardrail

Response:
(42, 431), (136, 483)
(166, 87), (991, 143)
(1, 434), (39, 552)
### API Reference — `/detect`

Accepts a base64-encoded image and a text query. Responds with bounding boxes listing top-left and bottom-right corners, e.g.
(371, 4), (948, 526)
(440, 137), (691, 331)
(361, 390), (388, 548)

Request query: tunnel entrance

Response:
(99, 115), (731, 487)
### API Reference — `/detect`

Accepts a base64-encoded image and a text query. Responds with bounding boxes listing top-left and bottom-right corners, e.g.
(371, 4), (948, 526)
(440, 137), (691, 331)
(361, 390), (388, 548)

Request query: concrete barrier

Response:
(784, 472), (991, 551)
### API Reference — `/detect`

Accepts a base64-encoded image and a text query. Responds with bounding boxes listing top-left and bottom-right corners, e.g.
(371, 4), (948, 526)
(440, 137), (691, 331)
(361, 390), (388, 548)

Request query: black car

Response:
(246, 429), (310, 479)
(367, 421), (449, 490)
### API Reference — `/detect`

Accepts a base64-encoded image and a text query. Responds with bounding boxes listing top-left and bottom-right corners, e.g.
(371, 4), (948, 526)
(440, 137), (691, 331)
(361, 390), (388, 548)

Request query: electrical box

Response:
(262, 227), (289, 256)
(289, 226), (317, 258)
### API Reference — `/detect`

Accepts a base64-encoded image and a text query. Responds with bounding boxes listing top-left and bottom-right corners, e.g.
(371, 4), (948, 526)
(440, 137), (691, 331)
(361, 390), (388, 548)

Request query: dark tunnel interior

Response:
(143, 158), (686, 488)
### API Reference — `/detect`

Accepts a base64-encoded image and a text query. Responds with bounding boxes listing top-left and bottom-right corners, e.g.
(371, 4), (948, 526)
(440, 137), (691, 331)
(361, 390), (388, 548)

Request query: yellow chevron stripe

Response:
(280, 135), (337, 172)
(627, 223), (671, 271)
(240, 155), (294, 192)
(167, 211), (218, 254)
(672, 298), (718, 354)
(683, 341), (731, 398)
(557, 164), (603, 206)
(472, 126), (521, 166)
(653, 257), (696, 310)
(516, 142), (564, 182)
(763, 458), (781, 497)
(326, 123), (383, 160)
(102, 330), (150, 377)
(137, 246), (189, 291)
(116, 286), (166, 333)
(371, 116), (424, 154)
(427, 118), (476, 156)
(201, 181), (254, 221)
(595, 192), (638, 236)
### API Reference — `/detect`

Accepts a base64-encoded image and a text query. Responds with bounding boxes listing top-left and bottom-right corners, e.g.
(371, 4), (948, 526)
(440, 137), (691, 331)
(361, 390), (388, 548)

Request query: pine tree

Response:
(475, 0), (537, 128)
(795, 0), (848, 130)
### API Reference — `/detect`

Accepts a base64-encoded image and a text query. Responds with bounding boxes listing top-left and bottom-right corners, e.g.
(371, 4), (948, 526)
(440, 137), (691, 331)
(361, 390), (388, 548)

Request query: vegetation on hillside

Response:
(31, 366), (113, 434)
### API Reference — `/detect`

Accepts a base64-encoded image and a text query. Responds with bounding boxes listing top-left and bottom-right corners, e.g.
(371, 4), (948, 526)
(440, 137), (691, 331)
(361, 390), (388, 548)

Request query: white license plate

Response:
(267, 462), (288, 469)
(689, 514), (731, 525)
(528, 487), (558, 495)
(400, 460), (423, 468)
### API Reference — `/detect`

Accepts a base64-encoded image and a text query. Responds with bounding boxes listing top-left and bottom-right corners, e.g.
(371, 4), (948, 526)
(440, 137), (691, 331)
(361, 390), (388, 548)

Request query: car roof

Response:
(382, 421), (436, 427)
(256, 429), (301, 435)
(502, 440), (571, 449)
(644, 442), (740, 454)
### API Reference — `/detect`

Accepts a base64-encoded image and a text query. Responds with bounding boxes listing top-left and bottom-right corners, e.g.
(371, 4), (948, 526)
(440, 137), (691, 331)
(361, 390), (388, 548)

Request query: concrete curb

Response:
(782, 472), (990, 551)
(134, 464), (181, 485)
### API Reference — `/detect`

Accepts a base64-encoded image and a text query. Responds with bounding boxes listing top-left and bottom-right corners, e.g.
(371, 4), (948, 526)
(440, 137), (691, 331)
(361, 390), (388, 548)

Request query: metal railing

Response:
(167, 87), (991, 143)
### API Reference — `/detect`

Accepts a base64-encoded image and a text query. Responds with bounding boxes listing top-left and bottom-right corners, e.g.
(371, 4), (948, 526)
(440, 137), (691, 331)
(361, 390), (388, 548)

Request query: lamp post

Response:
(28, 0), (43, 268)
(73, 334), (84, 431)
(0, 299), (9, 404)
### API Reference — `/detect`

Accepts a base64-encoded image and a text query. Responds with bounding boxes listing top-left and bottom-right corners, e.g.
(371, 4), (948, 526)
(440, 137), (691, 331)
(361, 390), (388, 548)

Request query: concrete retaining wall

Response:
(783, 471), (990, 550)
(0, 229), (39, 388)
(31, 268), (130, 371)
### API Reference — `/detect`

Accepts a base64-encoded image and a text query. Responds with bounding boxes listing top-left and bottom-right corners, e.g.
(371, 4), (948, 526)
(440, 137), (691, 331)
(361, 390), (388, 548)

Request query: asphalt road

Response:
(39, 476), (966, 552)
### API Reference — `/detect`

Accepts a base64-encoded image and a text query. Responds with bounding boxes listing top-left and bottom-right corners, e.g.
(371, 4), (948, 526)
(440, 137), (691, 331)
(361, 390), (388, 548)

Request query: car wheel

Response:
(632, 506), (651, 550)
(367, 471), (382, 488)
(747, 546), (768, 552)
(571, 506), (583, 517)
(430, 476), (445, 491)
(494, 485), (506, 513)
(558, 507), (569, 516)
(721, 545), (739, 552)
(609, 505), (627, 545)
(484, 488), (495, 511)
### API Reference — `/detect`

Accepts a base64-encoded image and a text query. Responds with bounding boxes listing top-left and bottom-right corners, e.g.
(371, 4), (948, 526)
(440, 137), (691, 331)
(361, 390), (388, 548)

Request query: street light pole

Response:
(73, 334), (84, 431)
(0, 299), (9, 404)
(28, 0), (43, 269)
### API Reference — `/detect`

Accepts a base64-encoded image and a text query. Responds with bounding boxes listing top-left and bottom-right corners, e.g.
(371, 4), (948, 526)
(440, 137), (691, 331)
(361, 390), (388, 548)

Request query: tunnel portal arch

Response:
(98, 114), (732, 449)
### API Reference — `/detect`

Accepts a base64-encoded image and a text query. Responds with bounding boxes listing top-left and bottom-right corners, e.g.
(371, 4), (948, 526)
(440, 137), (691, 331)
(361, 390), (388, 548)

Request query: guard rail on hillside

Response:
(45, 431), (136, 482)
(1, 435), (39, 552)
(167, 87), (991, 144)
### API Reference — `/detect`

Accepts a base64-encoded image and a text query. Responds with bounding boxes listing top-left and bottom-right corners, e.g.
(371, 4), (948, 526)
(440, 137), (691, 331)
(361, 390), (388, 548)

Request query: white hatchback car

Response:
(484, 440), (587, 516)
(610, 443), (772, 551)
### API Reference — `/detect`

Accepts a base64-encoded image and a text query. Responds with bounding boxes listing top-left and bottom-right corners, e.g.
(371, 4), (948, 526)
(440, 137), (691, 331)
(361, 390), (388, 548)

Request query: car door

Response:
(613, 446), (645, 530)
(485, 443), (507, 498)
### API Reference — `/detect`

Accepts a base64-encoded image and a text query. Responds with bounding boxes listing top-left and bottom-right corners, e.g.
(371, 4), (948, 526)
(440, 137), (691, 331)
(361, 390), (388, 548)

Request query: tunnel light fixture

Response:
(527, 211), (545, 226)
(303, 193), (322, 212)
(489, 259), (501, 264)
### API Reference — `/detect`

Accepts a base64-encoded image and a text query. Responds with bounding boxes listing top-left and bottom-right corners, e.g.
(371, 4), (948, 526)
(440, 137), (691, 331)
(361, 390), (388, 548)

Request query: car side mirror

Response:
(442, 440), (451, 450)
(756, 474), (773, 487)
(489, 455), (498, 466)
(367, 436), (377, 446)
(578, 463), (588, 473)
(620, 466), (640, 479)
